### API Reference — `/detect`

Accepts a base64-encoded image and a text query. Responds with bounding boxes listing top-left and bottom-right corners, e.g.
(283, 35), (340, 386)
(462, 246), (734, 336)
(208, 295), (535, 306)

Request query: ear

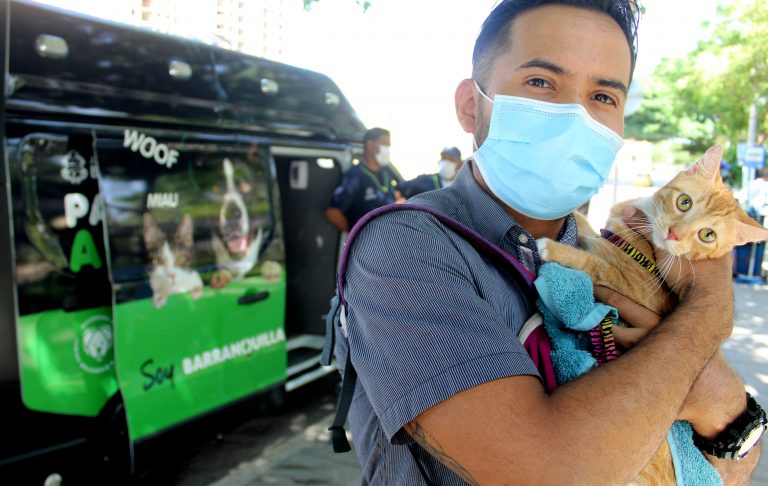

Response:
(175, 213), (194, 248)
(735, 220), (768, 246)
(455, 79), (479, 136)
(686, 145), (723, 183)
(142, 212), (164, 252)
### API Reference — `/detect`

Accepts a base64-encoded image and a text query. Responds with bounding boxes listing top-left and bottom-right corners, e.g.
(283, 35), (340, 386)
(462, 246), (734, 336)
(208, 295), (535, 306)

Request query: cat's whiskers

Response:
(684, 254), (696, 291)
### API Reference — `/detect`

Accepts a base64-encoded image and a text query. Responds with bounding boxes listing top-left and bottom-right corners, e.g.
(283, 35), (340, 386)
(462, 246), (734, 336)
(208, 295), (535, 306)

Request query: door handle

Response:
(237, 291), (270, 305)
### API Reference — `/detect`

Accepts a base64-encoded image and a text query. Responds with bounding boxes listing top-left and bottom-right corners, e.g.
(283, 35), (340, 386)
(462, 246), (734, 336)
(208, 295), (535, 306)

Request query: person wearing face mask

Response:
(397, 147), (463, 200)
(331, 1), (761, 485)
(325, 127), (403, 232)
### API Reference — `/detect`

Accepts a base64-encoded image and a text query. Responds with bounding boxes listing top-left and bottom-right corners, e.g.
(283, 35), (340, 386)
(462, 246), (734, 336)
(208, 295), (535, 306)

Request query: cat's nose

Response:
(666, 228), (679, 241)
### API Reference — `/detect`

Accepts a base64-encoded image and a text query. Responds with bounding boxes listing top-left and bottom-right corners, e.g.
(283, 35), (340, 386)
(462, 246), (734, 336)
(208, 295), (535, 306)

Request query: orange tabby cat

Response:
(536, 145), (768, 485)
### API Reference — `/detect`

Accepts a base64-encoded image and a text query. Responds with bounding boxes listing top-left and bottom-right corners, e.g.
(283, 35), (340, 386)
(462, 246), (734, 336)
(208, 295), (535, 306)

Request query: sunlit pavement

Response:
(208, 405), (361, 485)
(726, 282), (768, 485)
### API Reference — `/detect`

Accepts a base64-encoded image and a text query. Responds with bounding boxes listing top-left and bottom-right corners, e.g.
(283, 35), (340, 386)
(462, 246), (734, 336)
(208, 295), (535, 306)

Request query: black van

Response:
(0, 0), (365, 482)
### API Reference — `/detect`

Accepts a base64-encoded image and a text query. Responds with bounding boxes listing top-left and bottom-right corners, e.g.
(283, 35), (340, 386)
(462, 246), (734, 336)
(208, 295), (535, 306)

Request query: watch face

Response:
(737, 423), (767, 458)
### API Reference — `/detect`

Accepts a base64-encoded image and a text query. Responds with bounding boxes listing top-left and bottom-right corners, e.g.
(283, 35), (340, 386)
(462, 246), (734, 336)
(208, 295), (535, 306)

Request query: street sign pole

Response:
(735, 104), (766, 284)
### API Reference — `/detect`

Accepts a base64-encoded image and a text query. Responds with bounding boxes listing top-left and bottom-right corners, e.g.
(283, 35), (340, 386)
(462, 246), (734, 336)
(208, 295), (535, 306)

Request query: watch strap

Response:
(692, 393), (767, 460)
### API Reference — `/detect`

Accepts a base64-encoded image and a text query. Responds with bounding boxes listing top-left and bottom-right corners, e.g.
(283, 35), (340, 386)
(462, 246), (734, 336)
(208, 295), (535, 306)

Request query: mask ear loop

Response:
(473, 80), (494, 103)
(472, 80), (494, 151)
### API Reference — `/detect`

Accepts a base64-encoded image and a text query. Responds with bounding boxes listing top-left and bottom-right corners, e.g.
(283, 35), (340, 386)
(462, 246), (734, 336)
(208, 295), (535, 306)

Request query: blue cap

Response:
(441, 146), (461, 158)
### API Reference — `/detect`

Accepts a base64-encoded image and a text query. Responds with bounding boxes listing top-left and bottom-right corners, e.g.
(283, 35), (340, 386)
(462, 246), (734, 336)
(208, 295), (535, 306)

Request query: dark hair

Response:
(364, 127), (390, 144)
(363, 127), (390, 155)
(472, 0), (641, 85)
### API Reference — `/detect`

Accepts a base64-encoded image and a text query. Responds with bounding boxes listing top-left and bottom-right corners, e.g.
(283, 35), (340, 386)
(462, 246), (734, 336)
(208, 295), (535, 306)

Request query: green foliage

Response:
(626, 0), (767, 178)
(302, 0), (371, 12)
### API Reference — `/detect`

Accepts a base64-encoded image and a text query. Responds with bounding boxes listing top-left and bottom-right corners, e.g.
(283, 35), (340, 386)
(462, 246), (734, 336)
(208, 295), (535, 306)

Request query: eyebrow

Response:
(516, 57), (629, 95)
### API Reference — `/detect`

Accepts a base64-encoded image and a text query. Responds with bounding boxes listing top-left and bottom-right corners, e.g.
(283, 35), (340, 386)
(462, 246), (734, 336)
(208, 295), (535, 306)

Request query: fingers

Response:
(620, 205), (649, 243)
(594, 285), (661, 330)
(612, 325), (648, 349)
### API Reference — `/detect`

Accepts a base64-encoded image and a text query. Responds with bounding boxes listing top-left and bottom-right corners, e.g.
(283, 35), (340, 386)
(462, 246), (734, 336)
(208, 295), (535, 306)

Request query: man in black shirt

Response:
(325, 127), (402, 231)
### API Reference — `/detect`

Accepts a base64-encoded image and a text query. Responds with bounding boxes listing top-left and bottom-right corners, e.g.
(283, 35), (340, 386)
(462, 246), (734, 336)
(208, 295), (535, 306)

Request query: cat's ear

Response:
(687, 145), (723, 183)
(142, 212), (165, 253)
(734, 220), (768, 246)
(175, 213), (194, 249)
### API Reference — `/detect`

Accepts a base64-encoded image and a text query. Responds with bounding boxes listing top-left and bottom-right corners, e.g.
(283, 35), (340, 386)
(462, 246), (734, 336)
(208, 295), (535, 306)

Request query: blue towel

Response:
(534, 263), (721, 486)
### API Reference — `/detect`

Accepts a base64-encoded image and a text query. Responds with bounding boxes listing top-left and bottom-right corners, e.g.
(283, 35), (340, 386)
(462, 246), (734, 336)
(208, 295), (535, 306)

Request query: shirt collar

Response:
(448, 160), (578, 250)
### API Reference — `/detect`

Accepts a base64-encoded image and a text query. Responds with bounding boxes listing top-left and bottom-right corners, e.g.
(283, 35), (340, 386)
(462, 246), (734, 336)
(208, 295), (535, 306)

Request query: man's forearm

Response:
(544, 285), (733, 483)
(679, 351), (747, 437)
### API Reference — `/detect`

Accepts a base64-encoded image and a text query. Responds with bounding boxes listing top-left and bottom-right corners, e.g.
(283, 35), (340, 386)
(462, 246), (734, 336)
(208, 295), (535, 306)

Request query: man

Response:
(325, 127), (402, 232)
(337, 1), (761, 484)
(398, 147), (463, 199)
(748, 169), (768, 224)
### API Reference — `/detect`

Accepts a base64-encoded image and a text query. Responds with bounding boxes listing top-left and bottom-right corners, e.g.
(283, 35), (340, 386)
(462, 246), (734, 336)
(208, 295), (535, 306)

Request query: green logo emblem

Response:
(74, 315), (114, 374)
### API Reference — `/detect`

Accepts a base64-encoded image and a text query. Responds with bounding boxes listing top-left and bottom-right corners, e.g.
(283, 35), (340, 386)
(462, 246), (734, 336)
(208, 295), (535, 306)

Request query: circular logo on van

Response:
(73, 315), (114, 374)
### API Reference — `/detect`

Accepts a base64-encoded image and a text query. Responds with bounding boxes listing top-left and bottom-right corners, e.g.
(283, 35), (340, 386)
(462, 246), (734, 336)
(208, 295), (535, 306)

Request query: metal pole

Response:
(740, 103), (763, 282)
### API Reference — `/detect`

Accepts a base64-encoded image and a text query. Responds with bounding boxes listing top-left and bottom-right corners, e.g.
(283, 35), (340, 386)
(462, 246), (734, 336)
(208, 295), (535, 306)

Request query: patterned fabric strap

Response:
(589, 314), (618, 365)
(594, 227), (664, 365)
(600, 228), (662, 280)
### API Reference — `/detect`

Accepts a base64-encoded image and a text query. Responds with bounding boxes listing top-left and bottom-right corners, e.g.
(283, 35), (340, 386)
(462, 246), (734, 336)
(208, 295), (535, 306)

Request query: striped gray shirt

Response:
(336, 161), (577, 485)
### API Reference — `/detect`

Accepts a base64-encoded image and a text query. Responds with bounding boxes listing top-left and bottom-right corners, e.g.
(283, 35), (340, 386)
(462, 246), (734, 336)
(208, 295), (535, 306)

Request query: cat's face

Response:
(143, 212), (194, 274)
(635, 145), (768, 259)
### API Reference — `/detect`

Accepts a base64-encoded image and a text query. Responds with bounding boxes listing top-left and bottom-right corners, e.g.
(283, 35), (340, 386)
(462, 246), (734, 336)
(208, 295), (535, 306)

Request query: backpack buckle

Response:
(339, 305), (349, 338)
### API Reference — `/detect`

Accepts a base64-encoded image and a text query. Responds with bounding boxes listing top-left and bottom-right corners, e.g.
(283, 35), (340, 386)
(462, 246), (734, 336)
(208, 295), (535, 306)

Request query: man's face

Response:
(441, 151), (462, 166)
(371, 133), (391, 155)
(475, 5), (631, 145)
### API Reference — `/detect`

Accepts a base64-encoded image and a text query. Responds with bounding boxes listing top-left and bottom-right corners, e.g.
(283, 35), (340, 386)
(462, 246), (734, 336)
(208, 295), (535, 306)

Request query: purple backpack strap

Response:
(325, 203), (553, 454)
(336, 203), (537, 311)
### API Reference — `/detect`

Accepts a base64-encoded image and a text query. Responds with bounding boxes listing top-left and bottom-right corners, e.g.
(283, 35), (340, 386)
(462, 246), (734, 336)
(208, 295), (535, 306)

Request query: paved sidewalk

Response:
(724, 282), (768, 485)
(213, 281), (768, 485)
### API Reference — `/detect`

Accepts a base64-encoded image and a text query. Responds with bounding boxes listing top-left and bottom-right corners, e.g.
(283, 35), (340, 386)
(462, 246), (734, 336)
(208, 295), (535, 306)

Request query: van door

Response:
(6, 123), (116, 417)
(97, 127), (287, 442)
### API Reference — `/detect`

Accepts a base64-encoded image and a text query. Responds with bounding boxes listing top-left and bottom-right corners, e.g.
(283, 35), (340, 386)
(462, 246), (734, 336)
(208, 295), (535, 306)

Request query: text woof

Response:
(123, 129), (180, 168)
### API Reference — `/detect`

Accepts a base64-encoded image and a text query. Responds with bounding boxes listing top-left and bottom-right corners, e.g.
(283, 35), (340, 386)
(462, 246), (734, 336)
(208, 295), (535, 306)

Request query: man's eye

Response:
(593, 93), (617, 105)
(527, 78), (552, 89)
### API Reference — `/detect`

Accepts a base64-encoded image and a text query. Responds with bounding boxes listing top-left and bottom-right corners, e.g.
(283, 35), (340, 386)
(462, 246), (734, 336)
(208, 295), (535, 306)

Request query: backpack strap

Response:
(325, 203), (543, 456)
(336, 203), (537, 312)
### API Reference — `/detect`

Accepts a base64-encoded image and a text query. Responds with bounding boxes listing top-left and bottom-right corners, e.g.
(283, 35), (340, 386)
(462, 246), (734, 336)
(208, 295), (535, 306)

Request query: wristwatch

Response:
(693, 393), (767, 460)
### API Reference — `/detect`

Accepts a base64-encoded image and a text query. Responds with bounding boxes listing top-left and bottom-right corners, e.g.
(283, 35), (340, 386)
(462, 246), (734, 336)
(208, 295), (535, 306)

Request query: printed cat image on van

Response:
(142, 212), (203, 309)
(210, 158), (267, 289)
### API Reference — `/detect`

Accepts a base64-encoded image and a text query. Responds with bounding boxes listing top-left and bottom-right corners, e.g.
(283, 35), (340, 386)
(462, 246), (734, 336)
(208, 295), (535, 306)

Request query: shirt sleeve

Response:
(343, 210), (540, 442)
(330, 169), (360, 214)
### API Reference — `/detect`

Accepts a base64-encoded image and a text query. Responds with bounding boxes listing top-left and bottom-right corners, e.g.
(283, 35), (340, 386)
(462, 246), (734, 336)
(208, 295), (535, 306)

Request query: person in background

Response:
(748, 168), (768, 224)
(325, 127), (402, 231)
(397, 146), (464, 200)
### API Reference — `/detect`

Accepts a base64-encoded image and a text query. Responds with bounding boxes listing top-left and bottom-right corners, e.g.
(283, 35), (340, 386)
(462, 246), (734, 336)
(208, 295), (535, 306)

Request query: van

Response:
(0, 0), (363, 481)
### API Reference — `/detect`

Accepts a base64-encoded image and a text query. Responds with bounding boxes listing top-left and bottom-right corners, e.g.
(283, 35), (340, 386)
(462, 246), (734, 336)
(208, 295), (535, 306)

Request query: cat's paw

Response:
(536, 238), (553, 261)
(211, 270), (232, 289)
(153, 294), (168, 309)
(191, 286), (203, 300)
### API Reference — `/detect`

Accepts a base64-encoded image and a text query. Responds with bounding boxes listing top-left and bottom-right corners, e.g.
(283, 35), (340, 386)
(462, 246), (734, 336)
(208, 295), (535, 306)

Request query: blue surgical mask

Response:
(473, 82), (623, 220)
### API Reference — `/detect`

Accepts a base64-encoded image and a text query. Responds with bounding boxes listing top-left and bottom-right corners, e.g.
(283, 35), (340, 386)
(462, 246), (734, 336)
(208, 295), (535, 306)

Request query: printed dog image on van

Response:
(143, 212), (204, 308)
(210, 158), (264, 289)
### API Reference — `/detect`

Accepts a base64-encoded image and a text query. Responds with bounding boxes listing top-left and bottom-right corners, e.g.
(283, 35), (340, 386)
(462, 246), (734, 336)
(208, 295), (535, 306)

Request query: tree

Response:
(625, 0), (767, 174)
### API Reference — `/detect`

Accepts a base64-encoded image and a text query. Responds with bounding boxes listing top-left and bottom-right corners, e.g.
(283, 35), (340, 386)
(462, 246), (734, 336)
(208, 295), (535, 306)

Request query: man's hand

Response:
(593, 285), (660, 349)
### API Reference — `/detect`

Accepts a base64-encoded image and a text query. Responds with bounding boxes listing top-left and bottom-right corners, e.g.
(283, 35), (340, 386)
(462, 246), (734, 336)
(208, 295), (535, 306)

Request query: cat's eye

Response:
(676, 194), (693, 212)
(698, 228), (717, 243)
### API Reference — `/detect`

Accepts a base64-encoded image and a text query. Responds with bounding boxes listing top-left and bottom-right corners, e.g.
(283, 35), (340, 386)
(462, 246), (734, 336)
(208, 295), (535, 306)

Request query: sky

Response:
(280, 0), (722, 178)
(33, 0), (722, 178)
